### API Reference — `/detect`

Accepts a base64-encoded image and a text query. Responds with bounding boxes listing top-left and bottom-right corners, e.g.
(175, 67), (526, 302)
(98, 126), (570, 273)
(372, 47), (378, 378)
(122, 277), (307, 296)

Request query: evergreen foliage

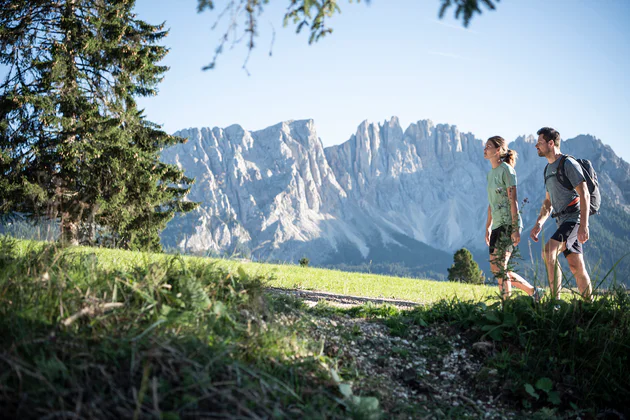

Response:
(0, 0), (198, 250)
(447, 248), (485, 284)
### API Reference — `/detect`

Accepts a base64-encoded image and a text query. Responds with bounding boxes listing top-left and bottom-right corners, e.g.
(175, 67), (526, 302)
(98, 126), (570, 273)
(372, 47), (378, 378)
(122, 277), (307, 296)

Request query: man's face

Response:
(535, 134), (552, 156)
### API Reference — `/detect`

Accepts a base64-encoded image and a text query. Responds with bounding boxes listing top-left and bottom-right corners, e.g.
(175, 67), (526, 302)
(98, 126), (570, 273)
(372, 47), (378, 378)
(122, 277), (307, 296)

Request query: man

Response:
(529, 127), (593, 301)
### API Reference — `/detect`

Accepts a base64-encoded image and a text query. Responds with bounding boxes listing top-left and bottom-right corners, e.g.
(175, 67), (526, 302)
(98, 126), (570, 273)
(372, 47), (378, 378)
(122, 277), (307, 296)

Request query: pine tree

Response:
(0, 0), (197, 248)
(447, 248), (485, 284)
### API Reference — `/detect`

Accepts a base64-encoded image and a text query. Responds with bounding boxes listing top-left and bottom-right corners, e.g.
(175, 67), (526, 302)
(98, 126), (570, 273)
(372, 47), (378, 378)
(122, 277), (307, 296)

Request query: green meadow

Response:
(14, 239), (497, 303)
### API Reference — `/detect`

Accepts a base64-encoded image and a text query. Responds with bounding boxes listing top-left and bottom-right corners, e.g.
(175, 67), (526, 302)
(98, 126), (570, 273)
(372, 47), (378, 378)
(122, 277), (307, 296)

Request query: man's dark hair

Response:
(537, 127), (561, 148)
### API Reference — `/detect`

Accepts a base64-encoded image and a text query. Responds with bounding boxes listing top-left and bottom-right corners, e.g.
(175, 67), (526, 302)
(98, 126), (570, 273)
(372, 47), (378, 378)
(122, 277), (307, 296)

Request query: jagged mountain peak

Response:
(512, 134), (537, 144)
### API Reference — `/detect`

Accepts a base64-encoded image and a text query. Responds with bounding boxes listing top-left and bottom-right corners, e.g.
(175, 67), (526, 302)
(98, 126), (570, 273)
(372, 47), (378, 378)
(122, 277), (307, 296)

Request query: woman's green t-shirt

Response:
(487, 162), (523, 231)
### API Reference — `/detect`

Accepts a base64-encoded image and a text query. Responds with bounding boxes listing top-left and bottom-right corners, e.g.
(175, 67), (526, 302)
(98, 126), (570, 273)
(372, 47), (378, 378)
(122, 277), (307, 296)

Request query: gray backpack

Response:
(545, 155), (601, 217)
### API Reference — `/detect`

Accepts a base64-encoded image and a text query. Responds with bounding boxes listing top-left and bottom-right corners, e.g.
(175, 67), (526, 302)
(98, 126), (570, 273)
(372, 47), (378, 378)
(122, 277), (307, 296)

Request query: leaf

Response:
(212, 301), (226, 317)
(329, 368), (341, 384)
(338, 383), (353, 398)
(535, 377), (553, 393)
(524, 383), (539, 399)
(484, 311), (501, 324)
(547, 391), (561, 405)
(352, 395), (380, 416)
(160, 304), (172, 316)
(502, 311), (517, 327)
(488, 328), (503, 341)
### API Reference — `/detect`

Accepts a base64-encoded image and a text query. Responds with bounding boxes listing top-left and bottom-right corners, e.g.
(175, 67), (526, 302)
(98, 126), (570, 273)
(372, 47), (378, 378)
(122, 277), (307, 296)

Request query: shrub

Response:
(299, 257), (310, 267)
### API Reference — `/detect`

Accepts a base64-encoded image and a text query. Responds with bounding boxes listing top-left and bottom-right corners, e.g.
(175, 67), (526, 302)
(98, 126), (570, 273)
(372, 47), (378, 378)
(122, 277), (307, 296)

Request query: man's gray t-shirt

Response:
(544, 156), (586, 225)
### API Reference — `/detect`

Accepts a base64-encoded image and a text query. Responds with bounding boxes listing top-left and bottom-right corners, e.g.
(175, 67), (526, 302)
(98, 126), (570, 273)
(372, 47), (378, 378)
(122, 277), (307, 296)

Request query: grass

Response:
(3, 236), (629, 418)
(13, 238), (498, 304)
(0, 237), (371, 418)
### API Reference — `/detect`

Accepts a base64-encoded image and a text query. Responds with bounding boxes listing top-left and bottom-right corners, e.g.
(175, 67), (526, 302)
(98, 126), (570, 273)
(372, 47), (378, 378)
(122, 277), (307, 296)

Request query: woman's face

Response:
(484, 140), (499, 160)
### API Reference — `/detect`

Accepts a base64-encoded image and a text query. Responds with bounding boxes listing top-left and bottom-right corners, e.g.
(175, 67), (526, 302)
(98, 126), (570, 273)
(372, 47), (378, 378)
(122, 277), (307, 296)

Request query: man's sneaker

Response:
(532, 287), (545, 303)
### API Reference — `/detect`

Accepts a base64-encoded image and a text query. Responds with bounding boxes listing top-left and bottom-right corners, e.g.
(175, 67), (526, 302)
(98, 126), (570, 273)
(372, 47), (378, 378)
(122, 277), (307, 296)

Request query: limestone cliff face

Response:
(161, 118), (630, 278)
(161, 120), (351, 262)
(324, 117), (488, 252)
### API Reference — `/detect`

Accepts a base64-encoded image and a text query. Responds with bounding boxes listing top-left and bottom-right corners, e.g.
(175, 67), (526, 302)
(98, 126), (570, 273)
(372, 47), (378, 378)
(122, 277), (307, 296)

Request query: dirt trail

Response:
(267, 287), (421, 309)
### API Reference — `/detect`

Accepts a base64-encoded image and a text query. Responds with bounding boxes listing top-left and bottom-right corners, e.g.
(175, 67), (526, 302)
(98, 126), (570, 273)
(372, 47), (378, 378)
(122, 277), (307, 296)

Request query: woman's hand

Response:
(511, 230), (520, 247)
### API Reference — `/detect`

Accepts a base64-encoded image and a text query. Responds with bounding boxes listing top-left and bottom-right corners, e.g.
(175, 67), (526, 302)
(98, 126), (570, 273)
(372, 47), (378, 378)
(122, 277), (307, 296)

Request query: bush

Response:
(447, 248), (485, 284)
(299, 257), (310, 267)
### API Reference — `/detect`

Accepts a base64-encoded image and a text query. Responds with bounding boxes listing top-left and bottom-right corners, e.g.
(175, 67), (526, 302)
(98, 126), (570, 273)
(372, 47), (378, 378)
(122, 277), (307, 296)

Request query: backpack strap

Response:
(556, 154), (574, 190)
(550, 154), (580, 218)
(543, 163), (550, 185)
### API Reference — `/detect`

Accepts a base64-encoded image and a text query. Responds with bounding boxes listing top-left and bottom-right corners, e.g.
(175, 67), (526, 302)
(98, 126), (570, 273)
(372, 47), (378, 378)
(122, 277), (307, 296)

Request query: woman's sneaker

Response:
(532, 287), (545, 303)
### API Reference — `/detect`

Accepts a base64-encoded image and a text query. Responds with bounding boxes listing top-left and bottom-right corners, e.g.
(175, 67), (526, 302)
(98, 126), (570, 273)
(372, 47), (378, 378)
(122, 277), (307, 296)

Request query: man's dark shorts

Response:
(489, 225), (514, 255)
(551, 221), (583, 257)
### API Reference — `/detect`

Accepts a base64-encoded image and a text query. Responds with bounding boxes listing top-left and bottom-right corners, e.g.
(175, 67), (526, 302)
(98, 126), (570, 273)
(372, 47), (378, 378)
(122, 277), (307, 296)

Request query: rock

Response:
(472, 341), (494, 355)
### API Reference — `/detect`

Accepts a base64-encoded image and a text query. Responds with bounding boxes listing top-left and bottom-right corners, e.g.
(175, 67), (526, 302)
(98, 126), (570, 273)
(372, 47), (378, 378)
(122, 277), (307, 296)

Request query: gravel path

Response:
(267, 287), (421, 309)
(268, 287), (523, 418)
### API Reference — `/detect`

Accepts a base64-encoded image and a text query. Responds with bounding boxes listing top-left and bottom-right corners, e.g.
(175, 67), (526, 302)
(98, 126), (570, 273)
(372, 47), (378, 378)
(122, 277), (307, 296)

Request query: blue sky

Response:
(134, 0), (630, 162)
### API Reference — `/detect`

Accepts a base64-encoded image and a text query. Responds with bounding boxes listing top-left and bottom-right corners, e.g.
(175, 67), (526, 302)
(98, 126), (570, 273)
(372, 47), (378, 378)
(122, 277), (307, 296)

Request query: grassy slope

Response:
(35, 242), (497, 303)
(3, 238), (629, 418)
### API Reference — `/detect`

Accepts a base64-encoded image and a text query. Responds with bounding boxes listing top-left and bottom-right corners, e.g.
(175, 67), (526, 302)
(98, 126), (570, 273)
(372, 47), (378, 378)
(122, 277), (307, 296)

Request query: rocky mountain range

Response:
(161, 118), (630, 285)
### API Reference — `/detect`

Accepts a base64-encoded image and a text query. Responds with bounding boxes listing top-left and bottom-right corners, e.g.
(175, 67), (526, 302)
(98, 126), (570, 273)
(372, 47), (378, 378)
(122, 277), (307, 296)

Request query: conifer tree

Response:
(0, 0), (197, 248)
(447, 248), (485, 284)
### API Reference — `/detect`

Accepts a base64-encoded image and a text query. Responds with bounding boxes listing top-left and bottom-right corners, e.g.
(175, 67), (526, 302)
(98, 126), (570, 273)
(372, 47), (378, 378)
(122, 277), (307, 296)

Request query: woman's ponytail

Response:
(503, 149), (518, 167)
(487, 136), (517, 167)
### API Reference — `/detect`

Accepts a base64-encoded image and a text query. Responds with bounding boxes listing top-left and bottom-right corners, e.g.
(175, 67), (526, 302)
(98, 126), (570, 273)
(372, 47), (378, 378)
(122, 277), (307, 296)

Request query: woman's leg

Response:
(507, 270), (535, 295)
(490, 249), (511, 299)
(492, 250), (536, 298)
(502, 250), (536, 295)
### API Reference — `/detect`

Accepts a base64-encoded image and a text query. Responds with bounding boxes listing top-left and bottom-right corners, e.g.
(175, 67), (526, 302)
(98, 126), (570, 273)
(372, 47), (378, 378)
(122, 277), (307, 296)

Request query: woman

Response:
(484, 136), (543, 301)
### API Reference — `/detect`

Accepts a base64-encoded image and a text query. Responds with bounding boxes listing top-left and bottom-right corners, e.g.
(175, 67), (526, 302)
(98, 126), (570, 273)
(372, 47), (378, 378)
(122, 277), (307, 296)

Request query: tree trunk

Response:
(60, 213), (79, 245)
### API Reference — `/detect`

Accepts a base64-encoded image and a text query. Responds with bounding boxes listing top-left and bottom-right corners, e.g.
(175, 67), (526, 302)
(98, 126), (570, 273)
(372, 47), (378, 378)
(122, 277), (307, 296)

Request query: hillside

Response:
(1, 237), (628, 418)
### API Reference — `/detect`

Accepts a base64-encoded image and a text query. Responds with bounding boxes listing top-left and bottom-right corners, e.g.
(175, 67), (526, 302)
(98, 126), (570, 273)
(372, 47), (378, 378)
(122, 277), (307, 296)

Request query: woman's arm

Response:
(507, 185), (520, 246)
(485, 205), (492, 246)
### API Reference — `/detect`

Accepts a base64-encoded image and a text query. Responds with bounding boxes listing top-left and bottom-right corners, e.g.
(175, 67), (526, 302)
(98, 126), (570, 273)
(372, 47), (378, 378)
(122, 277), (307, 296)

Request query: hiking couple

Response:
(484, 127), (593, 302)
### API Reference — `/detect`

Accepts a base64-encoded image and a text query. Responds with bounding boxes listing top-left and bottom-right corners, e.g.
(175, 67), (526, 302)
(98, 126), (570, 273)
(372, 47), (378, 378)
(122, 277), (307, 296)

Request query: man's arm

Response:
(530, 191), (552, 242)
(575, 181), (590, 243)
(507, 186), (520, 245)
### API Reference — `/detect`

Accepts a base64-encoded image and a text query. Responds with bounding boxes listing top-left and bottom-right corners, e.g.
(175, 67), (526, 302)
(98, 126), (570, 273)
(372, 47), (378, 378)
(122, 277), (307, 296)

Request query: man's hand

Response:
(578, 224), (589, 244)
(530, 223), (542, 242)
(485, 228), (491, 246)
(511, 230), (521, 247)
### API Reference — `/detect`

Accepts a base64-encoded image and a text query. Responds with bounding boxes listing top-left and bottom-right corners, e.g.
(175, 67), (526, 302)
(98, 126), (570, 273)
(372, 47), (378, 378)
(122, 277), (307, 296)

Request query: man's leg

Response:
(562, 222), (592, 301)
(566, 253), (593, 301)
(543, 239), (564, 299)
